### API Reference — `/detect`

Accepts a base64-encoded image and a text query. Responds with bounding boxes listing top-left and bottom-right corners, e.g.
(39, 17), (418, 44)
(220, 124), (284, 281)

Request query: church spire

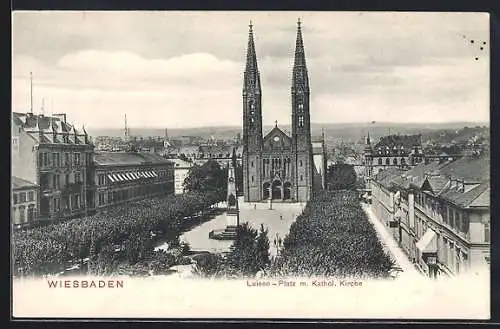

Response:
(292, 18), (309, 91)
(244, 20), (261, 92)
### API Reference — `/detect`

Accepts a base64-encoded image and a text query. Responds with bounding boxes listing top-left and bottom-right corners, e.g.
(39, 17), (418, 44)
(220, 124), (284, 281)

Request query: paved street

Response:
(362, 203), (422, 280)
(162, 197), (304, 257)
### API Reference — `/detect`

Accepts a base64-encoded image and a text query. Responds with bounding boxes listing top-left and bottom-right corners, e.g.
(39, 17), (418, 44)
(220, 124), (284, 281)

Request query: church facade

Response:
(242, 20), (316, 203)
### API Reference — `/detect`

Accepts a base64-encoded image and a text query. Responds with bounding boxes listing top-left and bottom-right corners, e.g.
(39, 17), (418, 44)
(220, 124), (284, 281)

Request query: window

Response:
(299, 160), (303, 167)
(484, 222), (490, 243)
(54, 198), (60, 211)
(378, 158), (382, 165)
(65, 174), (70, 186)
(385, 158), (390, 165)
(401, 158), (406, 165)
(75, 172), (81, 183)
(251, 176), (254, 183)
(52, 153), (57, 167)
(456, 211), (462, 233)
(393, 158), (398, 165)
(13, 194), (18, 205)
(19, 205), (26, 222)
(98, 192), (105, 206)
(20, 192), (27, 203)
(298, 116), (304, 128)
(27, 205), (35, 221)
(74, 153), (81, 166)
(57, 153), (61, 167)
(251, 161), (254, 168)
(98, 174), (105, 186)
(65, 153), (70, 166)
(108, 192), (112, 203)
(442, 238), (448, 265)
(450, 209), (455, 229)
(462, 213), (469, 234)
(300, 175), (303, 181)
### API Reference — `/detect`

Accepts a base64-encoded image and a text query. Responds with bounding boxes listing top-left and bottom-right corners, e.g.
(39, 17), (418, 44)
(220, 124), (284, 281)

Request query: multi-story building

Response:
(369, 155), (490, 278)
(364, 133), (425, 177)
(12, 112), (94, 223)
(11, 176), (39, 229)
(93, 152), (174, 211)
(170, 158), (194, 195)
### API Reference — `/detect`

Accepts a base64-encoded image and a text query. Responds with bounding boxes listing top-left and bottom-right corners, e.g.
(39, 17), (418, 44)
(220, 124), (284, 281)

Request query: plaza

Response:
(176, 197), (305, 257)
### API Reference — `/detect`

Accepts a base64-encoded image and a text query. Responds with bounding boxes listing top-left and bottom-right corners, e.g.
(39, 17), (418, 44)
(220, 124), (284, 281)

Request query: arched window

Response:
(401, 158), (406, 165)
(385, 158), (390, 165)
(378, 158), (382, 165)
(393, 158), (398, 165)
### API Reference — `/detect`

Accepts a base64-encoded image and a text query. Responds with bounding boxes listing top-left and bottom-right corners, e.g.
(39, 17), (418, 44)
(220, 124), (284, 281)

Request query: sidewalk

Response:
(362, 204), (422, 279)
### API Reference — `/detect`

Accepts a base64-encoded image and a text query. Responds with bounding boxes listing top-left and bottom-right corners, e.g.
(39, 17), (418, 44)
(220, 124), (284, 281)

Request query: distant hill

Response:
(88, 121), (489, 142)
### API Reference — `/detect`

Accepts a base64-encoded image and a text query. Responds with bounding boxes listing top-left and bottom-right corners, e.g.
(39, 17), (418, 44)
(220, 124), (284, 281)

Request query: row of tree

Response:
(268, 190), (394, 278)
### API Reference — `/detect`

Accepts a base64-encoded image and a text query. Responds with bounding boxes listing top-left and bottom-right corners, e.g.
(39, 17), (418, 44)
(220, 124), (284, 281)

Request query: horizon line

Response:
(88, 120), (490, 130)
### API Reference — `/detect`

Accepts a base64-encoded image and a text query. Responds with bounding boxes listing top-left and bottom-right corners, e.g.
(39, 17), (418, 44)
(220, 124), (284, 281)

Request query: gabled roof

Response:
(12, 176), (38, 189)
(439, 181), (490, 208)
(263, 126), (291, 142)
(373, 167), (405, 189)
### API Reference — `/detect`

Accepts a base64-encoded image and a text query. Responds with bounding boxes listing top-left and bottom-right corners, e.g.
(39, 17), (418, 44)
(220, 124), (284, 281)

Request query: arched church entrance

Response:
(271, 180), (282, 200)
(263, 182), (270, 200)
(283, 182), (292, 200)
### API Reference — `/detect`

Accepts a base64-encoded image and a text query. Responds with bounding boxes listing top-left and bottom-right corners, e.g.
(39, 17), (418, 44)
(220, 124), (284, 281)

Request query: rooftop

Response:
(94, 152), (173, 166)
(438, 155), (489, 183)
(12, 176), (38, 189)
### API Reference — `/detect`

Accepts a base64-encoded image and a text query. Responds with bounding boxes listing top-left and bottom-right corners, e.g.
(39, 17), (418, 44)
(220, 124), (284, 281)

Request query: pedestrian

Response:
(280, 214), (283, 220)
(254, 204), (256, 210)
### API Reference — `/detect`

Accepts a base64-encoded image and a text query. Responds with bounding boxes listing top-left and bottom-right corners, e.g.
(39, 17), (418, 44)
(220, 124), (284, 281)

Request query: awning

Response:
(146, 171), (153, 178)
(112, 174), (121, 182)
(126, 173), (134, 180)
(107, 174), (116, 183)
(131, 172), (139, 179)
(118, 174), (127, 181)
(416, 229), (437, 253)
(151, 171), (158, 177)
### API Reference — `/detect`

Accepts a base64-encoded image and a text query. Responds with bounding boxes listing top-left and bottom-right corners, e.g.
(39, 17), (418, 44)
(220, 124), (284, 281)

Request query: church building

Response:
(242, 20), (320, 202)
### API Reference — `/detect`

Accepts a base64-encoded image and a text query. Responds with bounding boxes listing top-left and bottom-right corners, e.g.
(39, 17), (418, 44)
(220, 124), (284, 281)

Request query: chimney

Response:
(53, 113), (67, 123)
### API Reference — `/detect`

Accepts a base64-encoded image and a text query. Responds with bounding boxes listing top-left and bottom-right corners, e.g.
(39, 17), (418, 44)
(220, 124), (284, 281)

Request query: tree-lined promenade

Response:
(13, 190), (224, 277)
(269, 190), (394, 278)
(196, 190), (395, 279)
(13, 159), (230, 278)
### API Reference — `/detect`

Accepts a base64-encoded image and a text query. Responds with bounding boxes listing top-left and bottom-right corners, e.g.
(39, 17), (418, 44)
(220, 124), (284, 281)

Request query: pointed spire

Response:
(244, 20), (261, 91)
(293, 18), (309, 90)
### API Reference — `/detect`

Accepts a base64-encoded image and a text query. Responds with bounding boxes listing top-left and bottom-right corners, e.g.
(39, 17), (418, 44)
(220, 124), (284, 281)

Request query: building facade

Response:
(369, 155), (490, 278)
(12, 176), (39, 229)
(364, 133), (424, 177)
(12, 112), (94, 223)
(93, 152), (174, 211)
(171, 158), (194, 195)
(242, 20), (316, 202)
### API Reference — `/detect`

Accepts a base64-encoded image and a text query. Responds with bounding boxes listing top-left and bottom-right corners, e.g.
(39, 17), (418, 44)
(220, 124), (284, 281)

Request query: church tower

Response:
(364, 132), (373, 178)
(291, 19), (313, 201)
(242, 21), (263, 201)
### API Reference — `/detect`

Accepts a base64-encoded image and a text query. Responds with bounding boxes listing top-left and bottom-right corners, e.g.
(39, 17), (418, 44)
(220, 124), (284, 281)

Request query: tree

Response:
(228, 222), (260, 277)
(327, 164), (357, 190)
(183, 159), (226, 195)
(255, 224), (270, 271)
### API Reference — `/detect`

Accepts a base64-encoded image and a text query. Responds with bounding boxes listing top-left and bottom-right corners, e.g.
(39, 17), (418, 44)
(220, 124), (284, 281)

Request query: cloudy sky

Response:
(12, 11), (489, 129)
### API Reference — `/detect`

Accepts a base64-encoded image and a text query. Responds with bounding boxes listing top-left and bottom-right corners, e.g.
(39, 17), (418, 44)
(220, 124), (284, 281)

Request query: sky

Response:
(12, 11), (490, 129)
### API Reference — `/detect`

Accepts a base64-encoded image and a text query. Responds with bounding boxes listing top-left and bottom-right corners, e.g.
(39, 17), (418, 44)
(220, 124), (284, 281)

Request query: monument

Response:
(209, 150), (240, 240)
